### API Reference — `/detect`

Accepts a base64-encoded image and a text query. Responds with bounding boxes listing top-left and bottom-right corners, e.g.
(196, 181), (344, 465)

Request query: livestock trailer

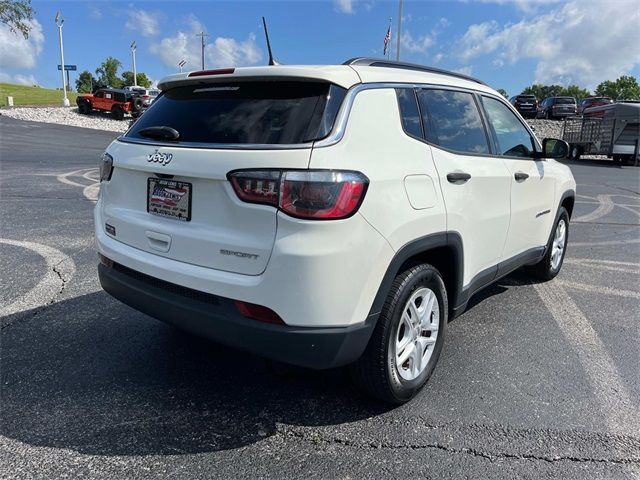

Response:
(562, 102), (640, 165)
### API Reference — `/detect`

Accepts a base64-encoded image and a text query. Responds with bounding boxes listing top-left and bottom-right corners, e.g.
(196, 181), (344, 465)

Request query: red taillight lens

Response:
(142, 95), (150, 99)
(280, 171), (367, 219)
(228, 170), (368, 220)
(234, 300), (284, 325)
(229, 171), (280, 206)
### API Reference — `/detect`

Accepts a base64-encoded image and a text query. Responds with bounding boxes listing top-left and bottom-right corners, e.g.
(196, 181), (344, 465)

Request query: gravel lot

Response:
(0, 106), (128, 133)
(1, 105), (569, 139)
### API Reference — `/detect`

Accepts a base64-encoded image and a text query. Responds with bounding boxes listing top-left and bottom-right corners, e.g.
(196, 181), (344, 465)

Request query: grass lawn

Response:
(0, 83), (78, 107)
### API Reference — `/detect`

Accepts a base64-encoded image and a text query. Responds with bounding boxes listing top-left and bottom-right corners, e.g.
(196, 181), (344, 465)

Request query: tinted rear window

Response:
(396, 88), (423, 139)
(418, 89), (489, 154)
(126, 81), (346, 144)
(556, 97), (576, 105)
(517, 95), (536, 101)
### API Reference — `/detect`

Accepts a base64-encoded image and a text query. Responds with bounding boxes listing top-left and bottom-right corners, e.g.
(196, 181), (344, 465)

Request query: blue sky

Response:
(1, 0), (639, 96)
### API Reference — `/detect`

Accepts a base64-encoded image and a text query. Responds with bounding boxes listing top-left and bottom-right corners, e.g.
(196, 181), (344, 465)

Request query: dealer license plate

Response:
(147, 178), (192, 221)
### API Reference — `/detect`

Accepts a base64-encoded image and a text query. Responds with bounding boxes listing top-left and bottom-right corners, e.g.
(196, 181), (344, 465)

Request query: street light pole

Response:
(195, 31), (208, 70)
(54, 11), (70, 107)
(131, 41), (137, 87)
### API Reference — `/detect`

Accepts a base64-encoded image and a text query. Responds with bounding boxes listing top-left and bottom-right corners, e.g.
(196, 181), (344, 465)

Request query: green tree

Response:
(521, 84), (564, 100)
(560, 85), (591, 101)
(121, 71), (152, 88)
(75, 70), (96, 93)
(496, 88), (508, 99)
(595, 75), (640, 100)
(0, 0), (34, 38)
(95, 57), (123, 88)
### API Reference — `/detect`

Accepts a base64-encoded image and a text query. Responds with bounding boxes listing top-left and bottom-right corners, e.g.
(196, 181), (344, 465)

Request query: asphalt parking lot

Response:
(1, 115), (639, 479)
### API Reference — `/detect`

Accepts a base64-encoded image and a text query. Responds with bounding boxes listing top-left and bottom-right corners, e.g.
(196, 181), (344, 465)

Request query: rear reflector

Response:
(188, 68), (235, 77)
(234, 300), (284, 325)
(99, 254), (113, 268)
(228, 170), (369, 220)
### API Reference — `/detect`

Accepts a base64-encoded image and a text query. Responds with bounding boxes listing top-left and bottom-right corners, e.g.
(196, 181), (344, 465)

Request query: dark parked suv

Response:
(509, 94), (538, 118)
(537, 96), (577, 119)
(577, 96), (613, 114)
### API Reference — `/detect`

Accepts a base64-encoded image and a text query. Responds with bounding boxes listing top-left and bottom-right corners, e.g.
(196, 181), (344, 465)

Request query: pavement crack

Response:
(277, 426), (640, 466)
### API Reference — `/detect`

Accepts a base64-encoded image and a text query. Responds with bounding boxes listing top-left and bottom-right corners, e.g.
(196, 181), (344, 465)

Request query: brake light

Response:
(228, 170), (369, 220)
(234, 300), (284, 325)
(142, 95), (150, 99)
(188, 68), (235, 77)
(99, 152), (113, 182)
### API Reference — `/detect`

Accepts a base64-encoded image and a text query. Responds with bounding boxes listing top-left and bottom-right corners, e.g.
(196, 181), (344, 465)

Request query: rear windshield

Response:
(517, 95), (536, 100)
(556, 97), (576, 105)
(126, 81), (346, 145)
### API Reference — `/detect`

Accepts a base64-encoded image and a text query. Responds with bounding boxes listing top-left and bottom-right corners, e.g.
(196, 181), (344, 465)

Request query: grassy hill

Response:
(0, 83), (78, 107)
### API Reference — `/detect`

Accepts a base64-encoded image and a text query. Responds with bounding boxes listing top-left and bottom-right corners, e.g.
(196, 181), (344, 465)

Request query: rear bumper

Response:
(98, 262), (376, 369)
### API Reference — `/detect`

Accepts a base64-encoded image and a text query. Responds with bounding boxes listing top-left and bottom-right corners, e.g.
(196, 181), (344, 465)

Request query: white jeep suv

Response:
(96, 58), (576, 403)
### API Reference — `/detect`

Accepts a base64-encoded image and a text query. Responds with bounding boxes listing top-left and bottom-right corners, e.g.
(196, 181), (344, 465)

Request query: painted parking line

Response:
(533, 280), (639, 434)
(0, 238), (76, 318)
(573, 194), (615, 223)
(564, 258), (640, 274)
(56, 168), (100, 203)
(557, 280), (640, 299)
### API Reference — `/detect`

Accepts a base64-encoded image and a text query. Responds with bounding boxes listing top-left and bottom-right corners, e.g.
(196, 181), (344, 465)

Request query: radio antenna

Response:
(262, 16), (280, 66)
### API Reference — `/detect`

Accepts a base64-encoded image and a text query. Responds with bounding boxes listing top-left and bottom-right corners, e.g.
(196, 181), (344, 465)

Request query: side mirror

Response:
(536, 138), (569, 159)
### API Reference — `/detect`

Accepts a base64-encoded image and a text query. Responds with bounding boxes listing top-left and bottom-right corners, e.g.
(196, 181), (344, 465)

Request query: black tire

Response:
(545, 110), (551, 120)
(131, 97), (144, 113)
(350, 264), (447, 404)
(529, 207), (569, 281)
(568, 145), (581, 160)
(77, 100), (91, 115)
(111, 105), (124, 120)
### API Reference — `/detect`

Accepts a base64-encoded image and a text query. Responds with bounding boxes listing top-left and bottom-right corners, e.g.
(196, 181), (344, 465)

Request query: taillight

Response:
(228, 170), (369, 220)
(234, 300), (284, 325)
(99, 153), (113, 182)
(142, 95), (150, 99)
(229, 170), (280, 206)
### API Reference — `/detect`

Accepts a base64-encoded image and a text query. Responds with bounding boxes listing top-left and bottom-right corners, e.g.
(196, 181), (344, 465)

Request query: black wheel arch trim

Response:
(367, 232), (464, 318)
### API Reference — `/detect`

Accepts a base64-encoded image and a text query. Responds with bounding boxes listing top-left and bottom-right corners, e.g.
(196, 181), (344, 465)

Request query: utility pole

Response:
(396, 0), (403, 61)
(131, 41), (137, 86)
(196, 31), (208, 70)
(54, 11), (70, 107)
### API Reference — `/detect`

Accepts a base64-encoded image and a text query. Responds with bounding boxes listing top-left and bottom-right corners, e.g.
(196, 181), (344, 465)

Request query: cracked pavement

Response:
(1, 116), (639, 479)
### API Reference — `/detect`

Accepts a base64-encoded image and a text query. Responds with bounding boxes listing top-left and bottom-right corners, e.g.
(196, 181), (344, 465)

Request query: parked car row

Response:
(509, 94), (615, 120)
(76, 86), (160, 120)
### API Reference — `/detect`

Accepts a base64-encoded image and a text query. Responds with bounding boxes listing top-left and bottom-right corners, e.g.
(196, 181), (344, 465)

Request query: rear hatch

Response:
(101, 79), (348, 275)
(516, 95), (536, 110)
(554, 97), (576, 114)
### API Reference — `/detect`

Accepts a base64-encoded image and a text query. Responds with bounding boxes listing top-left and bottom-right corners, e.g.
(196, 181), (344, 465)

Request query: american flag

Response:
(383, 22), (391, 56)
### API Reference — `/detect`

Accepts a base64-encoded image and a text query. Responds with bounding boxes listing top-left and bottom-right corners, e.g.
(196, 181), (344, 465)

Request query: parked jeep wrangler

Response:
(76, 88), (145, 120)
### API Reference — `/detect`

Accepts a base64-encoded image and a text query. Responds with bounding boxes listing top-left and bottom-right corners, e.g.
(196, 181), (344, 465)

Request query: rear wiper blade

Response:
(138, 126), (180, 141)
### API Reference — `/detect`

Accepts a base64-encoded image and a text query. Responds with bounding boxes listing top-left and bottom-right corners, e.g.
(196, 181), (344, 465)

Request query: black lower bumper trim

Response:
(98, 263), (376, 369)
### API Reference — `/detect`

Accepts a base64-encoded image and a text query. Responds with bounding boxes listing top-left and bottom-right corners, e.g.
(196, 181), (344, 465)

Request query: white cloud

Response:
(456, 0), (640, 88)
(0, 19), (44, 70)
(126, 10), (161, 37)
(150, 18), (262, 70)
(463, 0), (563, 12)
(401, 31), (435, 55)
(334, 0), (355, 14)
(0, 72), (39, 86)
(433, 53), (445, 63)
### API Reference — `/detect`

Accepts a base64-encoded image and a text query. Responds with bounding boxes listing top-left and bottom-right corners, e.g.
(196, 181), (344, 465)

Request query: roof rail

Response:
(343, 57), (486, 86)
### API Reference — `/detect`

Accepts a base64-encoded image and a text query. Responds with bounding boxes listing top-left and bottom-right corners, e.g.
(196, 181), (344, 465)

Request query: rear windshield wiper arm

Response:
(137, 126), (180, 141)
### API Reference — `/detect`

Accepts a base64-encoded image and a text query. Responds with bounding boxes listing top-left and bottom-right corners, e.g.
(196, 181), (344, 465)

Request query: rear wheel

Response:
(350, 264), (447, 404)
(568, 145), (581, 160)
(111, 105), (124, 120)
(529, 207), (569, 281)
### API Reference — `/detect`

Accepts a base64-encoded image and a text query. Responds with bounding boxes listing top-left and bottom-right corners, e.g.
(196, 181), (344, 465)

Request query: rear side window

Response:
(395, 88), (423, 139)
(127, 81), (346, 145)
(481, 96), (535, 158)
(418, 89), (489, 154)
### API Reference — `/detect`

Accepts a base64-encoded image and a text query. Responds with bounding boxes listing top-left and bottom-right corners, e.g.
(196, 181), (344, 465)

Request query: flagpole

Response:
(396, 0), (403, 61)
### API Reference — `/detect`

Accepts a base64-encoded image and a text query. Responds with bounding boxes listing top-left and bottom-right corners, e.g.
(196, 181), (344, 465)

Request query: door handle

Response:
(446, 172), (471, 184)
(514, 172), (529, 181)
